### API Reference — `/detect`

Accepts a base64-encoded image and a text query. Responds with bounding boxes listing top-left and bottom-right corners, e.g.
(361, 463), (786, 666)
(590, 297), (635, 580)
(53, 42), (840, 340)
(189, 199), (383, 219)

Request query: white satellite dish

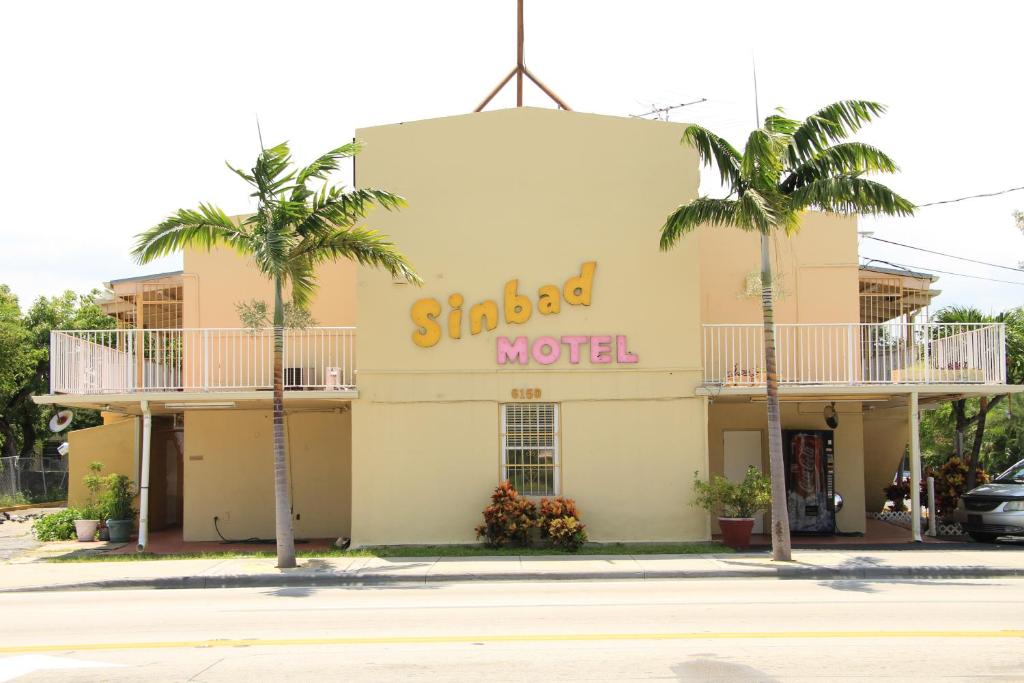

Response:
(49, 410), (74, 433)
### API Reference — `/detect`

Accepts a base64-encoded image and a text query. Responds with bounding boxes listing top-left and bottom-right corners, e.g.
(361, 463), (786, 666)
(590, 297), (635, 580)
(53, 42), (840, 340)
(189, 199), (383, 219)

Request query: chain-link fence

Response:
(0, 456), (68, 505)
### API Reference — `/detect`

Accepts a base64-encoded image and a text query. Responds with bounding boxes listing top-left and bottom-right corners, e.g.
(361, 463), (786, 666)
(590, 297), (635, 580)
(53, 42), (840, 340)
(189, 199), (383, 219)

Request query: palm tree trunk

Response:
(761, 233), (792, 561)
(272, 276), (297, 569)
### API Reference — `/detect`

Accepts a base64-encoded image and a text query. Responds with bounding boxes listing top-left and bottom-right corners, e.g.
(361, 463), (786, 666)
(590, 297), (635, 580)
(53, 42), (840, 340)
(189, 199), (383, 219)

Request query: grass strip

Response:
(46, 542), (731, 562)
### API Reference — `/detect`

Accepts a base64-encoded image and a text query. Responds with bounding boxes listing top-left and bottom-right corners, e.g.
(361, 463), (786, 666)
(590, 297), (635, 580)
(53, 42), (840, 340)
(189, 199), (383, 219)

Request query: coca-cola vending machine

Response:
(783, 430), (835, 535)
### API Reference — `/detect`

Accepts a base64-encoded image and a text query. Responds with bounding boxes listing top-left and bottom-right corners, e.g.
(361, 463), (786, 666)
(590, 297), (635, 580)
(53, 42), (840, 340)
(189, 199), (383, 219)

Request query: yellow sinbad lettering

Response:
(411, 298), (442, 348)
(408, 261), (598, 346)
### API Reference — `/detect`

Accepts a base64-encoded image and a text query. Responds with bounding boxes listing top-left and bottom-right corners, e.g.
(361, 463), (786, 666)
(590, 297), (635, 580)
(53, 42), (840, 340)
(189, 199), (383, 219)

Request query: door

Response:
(724, 430), (764, 533)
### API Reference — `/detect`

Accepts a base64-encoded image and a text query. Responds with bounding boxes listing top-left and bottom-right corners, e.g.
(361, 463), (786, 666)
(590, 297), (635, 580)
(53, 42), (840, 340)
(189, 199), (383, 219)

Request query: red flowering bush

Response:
(922, 457), (988, 518)
(539, 496), (587, 551)
(475, 481), (538, 548)
(547, 516), (588, 552)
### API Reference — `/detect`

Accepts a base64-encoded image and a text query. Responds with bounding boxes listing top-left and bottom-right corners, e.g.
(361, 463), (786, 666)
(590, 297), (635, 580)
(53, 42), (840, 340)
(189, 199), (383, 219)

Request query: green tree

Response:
(929, 305), (1023, 488)
(0, 288), (110, 460)
(660, 101), (914, 560)
(132, 141), (420, 568)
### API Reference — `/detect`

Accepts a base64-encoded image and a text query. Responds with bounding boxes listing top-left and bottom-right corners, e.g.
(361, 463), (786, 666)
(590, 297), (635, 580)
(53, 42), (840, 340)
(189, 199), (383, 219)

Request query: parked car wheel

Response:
(968, 532), (1000, 543)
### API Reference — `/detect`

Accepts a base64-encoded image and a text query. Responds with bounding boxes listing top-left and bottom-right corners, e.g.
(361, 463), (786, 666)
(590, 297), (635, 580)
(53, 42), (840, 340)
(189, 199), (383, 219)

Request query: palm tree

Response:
(132, 141), (421, 567)
(661, 101), (914, 560)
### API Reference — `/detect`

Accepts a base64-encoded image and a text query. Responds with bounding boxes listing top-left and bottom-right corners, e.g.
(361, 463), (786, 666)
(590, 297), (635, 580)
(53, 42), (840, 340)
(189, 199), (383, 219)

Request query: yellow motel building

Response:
(35, 107), (1014, 547)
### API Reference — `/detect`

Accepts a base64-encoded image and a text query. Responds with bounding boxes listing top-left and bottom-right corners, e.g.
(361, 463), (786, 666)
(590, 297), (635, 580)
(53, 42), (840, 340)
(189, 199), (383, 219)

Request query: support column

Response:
(137, 399), (152, 551)
(909, 391), (923, 542)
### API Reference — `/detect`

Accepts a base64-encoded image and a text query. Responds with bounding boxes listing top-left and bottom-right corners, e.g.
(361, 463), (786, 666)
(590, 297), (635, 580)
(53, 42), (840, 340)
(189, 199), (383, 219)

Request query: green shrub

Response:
(692, 467), (771, 518)
(0, 492), (30, 508)
(99, 473), (136, 520)
(547, 516), (588, 552)
(475, 481), (538, 548)
(78, 461), (105, 520)
(33, 508), (80, 541)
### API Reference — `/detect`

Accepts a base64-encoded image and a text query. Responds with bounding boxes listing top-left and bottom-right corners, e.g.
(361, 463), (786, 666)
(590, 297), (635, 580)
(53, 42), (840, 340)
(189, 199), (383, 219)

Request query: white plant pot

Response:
(74, 519), (99, 542)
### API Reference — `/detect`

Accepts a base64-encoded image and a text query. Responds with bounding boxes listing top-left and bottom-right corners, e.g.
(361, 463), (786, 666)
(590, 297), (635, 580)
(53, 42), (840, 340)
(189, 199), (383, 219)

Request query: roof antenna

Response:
(475, 0), (571, 112)
(256, 114), (265, 152)
(752, 54), (761, 126)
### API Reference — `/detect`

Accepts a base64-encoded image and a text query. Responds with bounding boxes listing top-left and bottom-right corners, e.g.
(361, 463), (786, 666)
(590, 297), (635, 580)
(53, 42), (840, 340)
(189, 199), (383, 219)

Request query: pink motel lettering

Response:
(497, 335), (638, 365)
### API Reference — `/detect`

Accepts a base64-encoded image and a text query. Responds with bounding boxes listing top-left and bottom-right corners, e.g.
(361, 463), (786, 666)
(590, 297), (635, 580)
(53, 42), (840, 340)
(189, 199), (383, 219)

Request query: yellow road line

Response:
(1, 630), (1022, 654)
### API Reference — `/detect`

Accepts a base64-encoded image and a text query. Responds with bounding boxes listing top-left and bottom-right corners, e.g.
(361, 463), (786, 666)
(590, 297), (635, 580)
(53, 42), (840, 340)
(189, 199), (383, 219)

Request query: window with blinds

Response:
(501, 403), (560, 496)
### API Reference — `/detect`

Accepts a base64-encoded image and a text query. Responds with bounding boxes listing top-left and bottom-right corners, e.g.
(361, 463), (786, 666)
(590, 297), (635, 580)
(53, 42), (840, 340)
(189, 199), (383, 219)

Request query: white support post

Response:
(927, 475), (938, 537)
(909, 391), (923, 542)
(137, 399), (152, 552)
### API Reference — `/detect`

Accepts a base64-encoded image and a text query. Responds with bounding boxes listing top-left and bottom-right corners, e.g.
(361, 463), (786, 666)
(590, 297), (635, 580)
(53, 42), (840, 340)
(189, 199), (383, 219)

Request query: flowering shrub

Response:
(538, 497), (579, 535)
(923, 457), (988, 518)
(547, 516), (588, 552)
(883, 479), (911, 511)
(475, 481), (538, 548)
(538, 496), (587, 551)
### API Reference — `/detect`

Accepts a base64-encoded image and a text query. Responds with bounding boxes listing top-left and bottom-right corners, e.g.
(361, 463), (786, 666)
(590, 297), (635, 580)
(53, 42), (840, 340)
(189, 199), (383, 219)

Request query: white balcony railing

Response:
(50, 327), (356, 395)
(703, 322), (1006, 387)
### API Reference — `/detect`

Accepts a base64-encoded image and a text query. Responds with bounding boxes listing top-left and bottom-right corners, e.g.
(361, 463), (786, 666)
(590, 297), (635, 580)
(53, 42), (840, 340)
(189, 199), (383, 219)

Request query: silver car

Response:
(956, 458), (1024, 543)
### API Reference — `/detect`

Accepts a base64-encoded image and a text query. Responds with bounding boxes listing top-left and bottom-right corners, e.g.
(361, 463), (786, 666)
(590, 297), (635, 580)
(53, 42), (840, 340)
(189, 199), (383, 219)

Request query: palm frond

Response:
(741, 129), (785, 189)
(253, 142), (297, 198)
(789, 100), (887, 165)
(790, 175), (915, 217)
(295, 141), (363, 188)
(736, 188), (776, 233)
(295, 187), (406, 238)
(782, 142), (900, 192)
(131, 203), (249, 264)
(303, 227), (421, 284)
(933, 306), (992, 324)
(661, 197), (743, 250)
(682, 125), (742, 188)
(284, 255), (318, 310)
(763, 112), (799, 135)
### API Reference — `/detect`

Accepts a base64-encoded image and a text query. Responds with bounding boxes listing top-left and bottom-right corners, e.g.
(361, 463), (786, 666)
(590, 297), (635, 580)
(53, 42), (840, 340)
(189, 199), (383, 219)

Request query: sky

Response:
(1, 0), (1022, 315)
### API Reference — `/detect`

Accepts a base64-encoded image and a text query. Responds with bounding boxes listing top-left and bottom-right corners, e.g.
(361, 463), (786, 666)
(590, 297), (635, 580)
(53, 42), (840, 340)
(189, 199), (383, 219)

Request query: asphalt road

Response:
(1, 577), (1022, 681)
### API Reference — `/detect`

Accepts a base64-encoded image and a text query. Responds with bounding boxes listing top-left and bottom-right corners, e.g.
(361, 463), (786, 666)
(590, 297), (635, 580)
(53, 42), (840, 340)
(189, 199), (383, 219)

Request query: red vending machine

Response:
(782, 430), (836, 535)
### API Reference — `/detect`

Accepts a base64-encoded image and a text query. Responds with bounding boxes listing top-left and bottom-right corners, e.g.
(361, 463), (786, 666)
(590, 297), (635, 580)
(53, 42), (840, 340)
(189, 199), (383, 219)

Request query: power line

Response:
(918, 185), (1024, 207)
(863, 235), (1024, 273)
(860, 257), (1024, 286)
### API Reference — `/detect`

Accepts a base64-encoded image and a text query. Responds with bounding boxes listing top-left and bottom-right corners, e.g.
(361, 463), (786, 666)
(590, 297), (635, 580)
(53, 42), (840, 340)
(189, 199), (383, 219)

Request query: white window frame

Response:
(500, 402), (560, 496)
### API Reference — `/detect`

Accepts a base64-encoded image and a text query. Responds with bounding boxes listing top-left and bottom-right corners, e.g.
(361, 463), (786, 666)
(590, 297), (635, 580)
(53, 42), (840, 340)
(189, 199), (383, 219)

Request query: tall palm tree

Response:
(133, 141), (421, 567)
(661, 101), (914, 560)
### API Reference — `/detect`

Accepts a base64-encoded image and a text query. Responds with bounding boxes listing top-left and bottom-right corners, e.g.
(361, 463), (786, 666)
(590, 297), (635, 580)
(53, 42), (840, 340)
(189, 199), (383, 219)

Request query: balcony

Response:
(703, 322), (1007, 387)
(49, 328), (356, 395)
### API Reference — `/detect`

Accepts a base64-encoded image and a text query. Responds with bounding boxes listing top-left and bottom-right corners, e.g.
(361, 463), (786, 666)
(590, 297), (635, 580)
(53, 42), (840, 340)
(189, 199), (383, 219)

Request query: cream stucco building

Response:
(37, 107), (1014, 546)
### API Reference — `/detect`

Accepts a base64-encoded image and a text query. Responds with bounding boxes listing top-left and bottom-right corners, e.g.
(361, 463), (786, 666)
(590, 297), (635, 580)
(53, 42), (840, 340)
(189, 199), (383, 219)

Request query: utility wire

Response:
(918, 185), (1024, 207)
(863, 236), (1024, 273)
(861, 257), (1024, 286)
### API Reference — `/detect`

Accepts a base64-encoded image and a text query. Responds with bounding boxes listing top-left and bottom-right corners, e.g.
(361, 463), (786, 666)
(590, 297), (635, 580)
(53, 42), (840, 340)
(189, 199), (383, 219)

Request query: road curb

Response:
(4, 564), (1024, 593)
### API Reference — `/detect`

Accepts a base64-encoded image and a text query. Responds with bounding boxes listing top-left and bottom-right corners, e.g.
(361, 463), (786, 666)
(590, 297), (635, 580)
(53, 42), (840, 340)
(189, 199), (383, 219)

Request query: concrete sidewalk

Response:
(2, 547), (1023, 593)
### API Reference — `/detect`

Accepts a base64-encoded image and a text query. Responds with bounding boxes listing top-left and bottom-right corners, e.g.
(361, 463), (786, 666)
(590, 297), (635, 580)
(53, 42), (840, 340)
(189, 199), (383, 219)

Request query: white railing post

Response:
(923, 322), (930, 385)
(847, 323), (855, 385)
(202, 329), (210, 391)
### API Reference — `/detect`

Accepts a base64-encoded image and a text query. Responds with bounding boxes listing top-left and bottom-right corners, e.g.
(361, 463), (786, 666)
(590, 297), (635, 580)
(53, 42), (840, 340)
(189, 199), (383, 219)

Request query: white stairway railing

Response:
(50, 327), (357, 395)
(703, 322), (1006, 387)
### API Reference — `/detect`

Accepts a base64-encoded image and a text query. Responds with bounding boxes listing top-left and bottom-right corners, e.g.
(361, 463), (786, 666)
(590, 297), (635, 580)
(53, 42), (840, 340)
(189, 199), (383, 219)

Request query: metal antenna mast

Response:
(475, 0), (571, 112)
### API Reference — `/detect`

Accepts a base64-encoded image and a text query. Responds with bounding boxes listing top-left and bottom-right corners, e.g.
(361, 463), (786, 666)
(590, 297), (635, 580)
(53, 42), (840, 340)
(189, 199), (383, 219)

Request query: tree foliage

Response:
(0, 287), (111, 459)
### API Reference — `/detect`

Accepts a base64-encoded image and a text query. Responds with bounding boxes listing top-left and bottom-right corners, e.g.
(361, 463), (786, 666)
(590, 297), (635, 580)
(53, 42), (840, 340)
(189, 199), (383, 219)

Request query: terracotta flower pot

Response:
(74, 519), (99, 542)
(718, 517), (755, 550)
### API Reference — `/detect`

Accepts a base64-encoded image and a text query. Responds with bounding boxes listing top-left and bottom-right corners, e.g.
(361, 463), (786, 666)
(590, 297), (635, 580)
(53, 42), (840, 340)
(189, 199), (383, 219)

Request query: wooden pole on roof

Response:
(475, 0), (571, 112)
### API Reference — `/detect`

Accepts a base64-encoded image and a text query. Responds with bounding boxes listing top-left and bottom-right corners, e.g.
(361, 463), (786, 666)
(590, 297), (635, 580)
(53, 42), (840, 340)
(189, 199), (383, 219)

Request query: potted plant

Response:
(692, 467), (772, 550)
(99, 473), (136, 544)
(73, 461), (104, 542)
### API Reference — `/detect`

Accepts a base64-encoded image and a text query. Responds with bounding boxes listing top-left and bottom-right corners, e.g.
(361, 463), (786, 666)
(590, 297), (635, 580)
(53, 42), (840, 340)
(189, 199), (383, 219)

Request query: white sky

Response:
(2, 0), (1022, 314)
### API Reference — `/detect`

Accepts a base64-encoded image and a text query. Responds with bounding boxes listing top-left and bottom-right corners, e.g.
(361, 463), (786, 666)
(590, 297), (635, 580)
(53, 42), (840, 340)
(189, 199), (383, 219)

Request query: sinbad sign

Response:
(410, 261), (638, 365)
